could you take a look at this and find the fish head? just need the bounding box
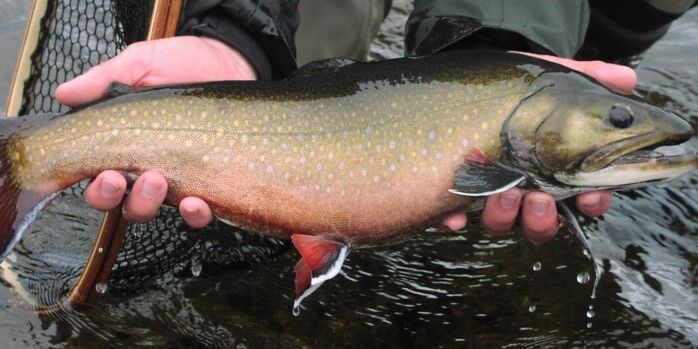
[504,71,696,194]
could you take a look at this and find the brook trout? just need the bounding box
[0,51,695,310]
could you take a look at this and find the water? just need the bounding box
[1,1,698,347]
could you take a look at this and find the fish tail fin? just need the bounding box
[0,116,60,261]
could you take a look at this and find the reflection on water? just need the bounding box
[0,1,697,347]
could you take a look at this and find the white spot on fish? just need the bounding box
[390,164,397,172]
[328,152,335,160]
[365,126,372,134]
[389,140,397,149]
[300,156,307,165]
[262,138,269,145]
[373,175,380,183]
[266,165,274,173]
[281,143,288,150]
[421,148,428,156]
[461,138,469,148]
[428,130,436,141]
[248,162,255,171]
[284,172,291,181]
[411,166,418,173]
[435,152,443,160]
[361,169,367,177]
[328,172,334,180]
[316,163,323,171]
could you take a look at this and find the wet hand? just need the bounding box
[57,36,255,228]
[443,54,637,243]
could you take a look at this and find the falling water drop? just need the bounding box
[586,305,595,319]
[577,271,591,284]
[587,322,593,329]
[532,262,542,272]
[528,305,536,313]
[95,282,108,294]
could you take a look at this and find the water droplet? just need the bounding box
[532,262,542,272]
[577,271,590,284]
[528,305,536,313]
[586,305,595,318]
[587,322,593,329]
[95,282,108,294]
[292,305,300,316]
[97,247,104,253]
[191,261,202,277]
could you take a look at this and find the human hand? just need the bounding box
[441,53,638,243]
[56,36,256,228]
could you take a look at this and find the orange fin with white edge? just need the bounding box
[291,234,348,315]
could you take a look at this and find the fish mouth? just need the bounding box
[555,139,698,187]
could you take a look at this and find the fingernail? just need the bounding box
[182,206,199,216]
[499,191,520,209]
[141,177,160,199]
[530,199,550,216]
[100,178,120,198]
[582,197,601,210]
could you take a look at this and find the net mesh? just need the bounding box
[12,0,286,301]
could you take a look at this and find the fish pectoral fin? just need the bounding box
[291,234,348,314]
[104,81,135,98]
[449,148,527,197]
[289,58,358,79]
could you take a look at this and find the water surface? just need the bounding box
[0,1,697,348]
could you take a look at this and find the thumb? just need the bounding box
[55,43,150,107]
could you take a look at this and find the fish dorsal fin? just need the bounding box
[449,149,527,197]
[289,58,358,79]
[291,234,348,315]
[104,81,135,98]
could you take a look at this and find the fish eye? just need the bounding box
[608,105,634,128]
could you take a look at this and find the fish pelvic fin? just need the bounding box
[0,117,59,261]
[291,234,348,315]
[450,148,527,197]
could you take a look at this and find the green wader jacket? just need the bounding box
[177,0,695,78]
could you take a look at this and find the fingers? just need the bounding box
[576,191,613,217]
[56,36,257,107]
[512,52,638,94]
[439,211,468,232]
[572,60,637,94]
[56,42,150,107]
[481,188,522,235]
[521,192,559,244]
[84,171,128,211]
[122,171,168,222]
[179,197,214,229]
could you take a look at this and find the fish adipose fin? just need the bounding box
[0,120,58,260]
[291,234,348,315]
[449,148,526,197]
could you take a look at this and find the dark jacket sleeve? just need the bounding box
[405,0,590,58]
[406,0,696,61]
[179,0,300,80]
